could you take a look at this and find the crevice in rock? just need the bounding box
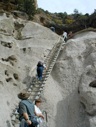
[89,80,96,88]
[13,83,17,86]
[1,55,17,66]
[13,73,19,80]
[1,41,12,48]
[14,22,24,30]
[5,70,9,76]
[6,77,13,82]
[22,48,26,52]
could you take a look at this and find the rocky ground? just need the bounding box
[0,12,96,127]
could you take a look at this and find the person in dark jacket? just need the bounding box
[18,90,43,127]
[37,61,46,80]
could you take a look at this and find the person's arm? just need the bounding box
[19,102,32,125]
[43,64,46,68]
[35,111,44,119]
[23,112,32,125]
[34,105,44,119]
[43,64,47,70]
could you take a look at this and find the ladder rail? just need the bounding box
[11,39,64,127]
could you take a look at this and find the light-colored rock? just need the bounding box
[42,31,96,127]
[79,66,96,115]
[1,12,96,127]
[89,117,96,127]
[11,115,15,121]
[0,13,60,127]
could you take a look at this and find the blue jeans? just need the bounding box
[37,67,44,80]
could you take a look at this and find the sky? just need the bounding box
[37,0,96,14]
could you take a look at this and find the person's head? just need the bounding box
[37,61,43,66]
[18,90,30,100]
[35,98,42,106]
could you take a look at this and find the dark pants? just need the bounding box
[20,119,35,127]
[37,67,44,80]
[64,37,67,42]
[29,125,35,127]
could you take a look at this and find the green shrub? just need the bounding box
[18,0,36,19]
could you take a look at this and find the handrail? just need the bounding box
[42,110,48,123]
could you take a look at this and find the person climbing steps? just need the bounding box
[37,61,46,81]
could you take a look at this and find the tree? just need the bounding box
[18,0,36,18]
[94,9,96,13]
[73,9,81,19]
[56,12,67,24]
[74,9,79,15]
[77,14,88,28]
[2,0,10,3]
[89,10,96,27]
[24,0,36,15]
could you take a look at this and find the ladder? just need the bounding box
[11,39,63,127]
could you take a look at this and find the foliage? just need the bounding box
[2,0,10,3]
[52,18,62,25]
[89,10,96,28]
[55,12,67,23]
[77,14,89,28]
[36,8,45,14]
[17,0,36,18]
[74,9,79,15]
[73,9,82,19]
[65,18,74,25]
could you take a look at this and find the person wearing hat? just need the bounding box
[18,91,42,127]
[35,99,44,127]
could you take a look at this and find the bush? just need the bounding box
[18,0,36,19]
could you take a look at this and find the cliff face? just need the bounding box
[0,12,59,127]
[42,31,96,127]
[0,12,96,127]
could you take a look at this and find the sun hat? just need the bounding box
[18,90,30,100]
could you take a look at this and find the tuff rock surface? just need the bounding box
[0,12,59,127]
[42,31,96,127]
[0,12,96,127]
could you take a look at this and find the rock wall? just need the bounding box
[42,31,96,127]
[0,13,60,127]
[0,12,96,127]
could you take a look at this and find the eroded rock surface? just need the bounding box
[42,31,96,127]
[0,12,96,127]
[0,13,59,127]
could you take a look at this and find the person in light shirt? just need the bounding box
[35,99,44,127]
[63,31,68,42]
